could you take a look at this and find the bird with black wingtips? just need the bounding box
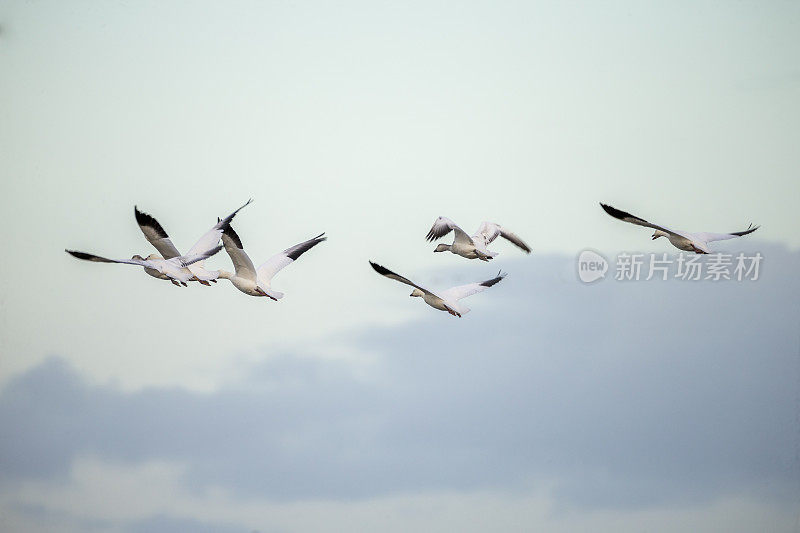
[216,223,326,300]
[426,216,531,261]
[66,200,251,286]
[65,246,223,286]
[600,203,759,254]
[369,261,505,317]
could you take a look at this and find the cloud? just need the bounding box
[125,514,251,533]
[1,246,797,525]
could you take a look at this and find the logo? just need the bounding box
[577,250,608,283]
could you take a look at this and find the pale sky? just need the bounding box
[1,1,799,532]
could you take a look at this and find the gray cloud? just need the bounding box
[1,245,797,512]
[125,514,251,533]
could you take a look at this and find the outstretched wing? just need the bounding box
[256,233,326,282]
[172,245,223,267]
[694,224,760,243]
[475,222,531,253]
[440,271,506,301]
[426,216,472,246]
[369,261,435,296]
[600,203,684,237]
[221,224,257,281]
[65,249,151,268]
[186,199,253,256]
[134,207,182,259]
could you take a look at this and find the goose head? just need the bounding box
[651,229,669,240]
[410,288,424,298]
[433,243,450,253]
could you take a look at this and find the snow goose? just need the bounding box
[65,247,223,286]
[369,261,505,317]
[134,199,252,285]
[426,216,531,260]
[217,224,326,299]
[600,203,759,254]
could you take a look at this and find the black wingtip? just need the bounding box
[66,249,94,261]
[285,235,326,261]
[731,223,760,237]
[369,261,392,277]
[134,206,169,238]
[599,202,632,221]
[480,271,507,287]
[222,223,244,249]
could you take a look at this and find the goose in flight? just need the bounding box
[65,247,223,286]
[369,261,505,317]
[134,199,253,285]
[218,224,326,299]
[600,203,759,254]
[425,216,531,261]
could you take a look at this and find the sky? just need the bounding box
[1,1,799,532]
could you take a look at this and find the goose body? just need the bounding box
[218,224,326,300]
[426,216,531,261]
[369,261,505,317]
[600,203,759,254]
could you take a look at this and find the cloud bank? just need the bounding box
[1,246,798,531]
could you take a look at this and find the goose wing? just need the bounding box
[134,207,182,259]
[65,249,153,268]
[186,199,253,256]
[426,216,472,246]
[475,222,531,253]
[693,224,760,243]
[440,271,506,301]
[221,224,257,281]
[600,203,687,238]
[169,245,223,267]
[256,233,326,282]
[369,261,436,297]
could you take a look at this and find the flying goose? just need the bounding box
[369,261,505,317]
[425,216,531,261]
[217,224,326,299]
[134,199,252,285]
[600,203,759,254]
[65,247,223,286]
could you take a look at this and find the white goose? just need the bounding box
[134,199,252,285]
[426,216,531,261]
[369,261,505,317]
[600,203,759,254]
[218,224,326,299]
[65,247,223,286]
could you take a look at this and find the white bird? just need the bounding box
[134,199,252,285]
[217,224,326,299]
[369,261,505,317]
[425,216,531,261]
[600,203,759,254]
[65,247,223,286]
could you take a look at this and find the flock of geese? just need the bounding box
[66,200,759,317]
